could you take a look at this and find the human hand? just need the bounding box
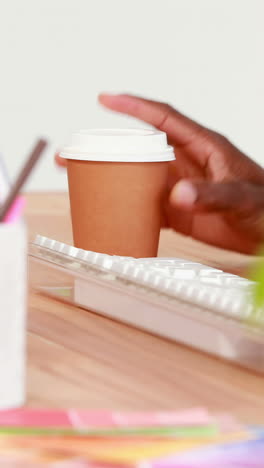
[97,94,264,254]
[56,93,264,254]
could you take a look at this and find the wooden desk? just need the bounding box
[26,193,264,422]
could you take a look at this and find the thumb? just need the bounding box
[170,179,264,215]
[55,152,67,168]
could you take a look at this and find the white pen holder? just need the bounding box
[0,222,27,408]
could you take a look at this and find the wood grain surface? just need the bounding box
[26,193,264,422]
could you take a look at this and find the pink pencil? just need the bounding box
[4,196,26,223]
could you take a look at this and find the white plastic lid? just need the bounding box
[60,129,175,162]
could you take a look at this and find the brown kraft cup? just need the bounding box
[60,129,175,257]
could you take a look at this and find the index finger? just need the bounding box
[98,93,209,148]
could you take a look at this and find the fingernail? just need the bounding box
[98,93,125,106]
[98,93,112,102]
[98,93,137,112]
[170,181,198,206]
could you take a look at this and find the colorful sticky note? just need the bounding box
[0,408,214,430]
[151,436,264,467]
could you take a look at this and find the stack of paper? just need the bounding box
[0,408,261,466]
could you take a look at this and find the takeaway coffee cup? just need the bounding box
[60,129,175,257]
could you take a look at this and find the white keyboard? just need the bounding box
[28,235,264,373]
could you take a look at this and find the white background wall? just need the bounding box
[0,0,262,191]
